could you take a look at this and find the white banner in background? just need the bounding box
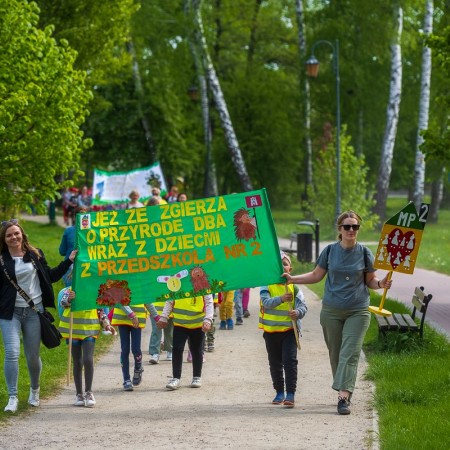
[92,163,167,205]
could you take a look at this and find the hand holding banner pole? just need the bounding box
[286,284,301,350]
[368,271,393,316]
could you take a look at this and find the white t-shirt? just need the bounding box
[13,257,42,307]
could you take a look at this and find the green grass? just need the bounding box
[0,221,114,421]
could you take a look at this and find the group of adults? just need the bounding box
[0,207,392,415]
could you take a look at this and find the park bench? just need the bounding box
[279,232,298,255]
[375,286,432,338]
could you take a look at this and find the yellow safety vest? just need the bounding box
[111,305,147,328]
[172,296,204,329]
[259,284,295,333]
[59,309,101,340]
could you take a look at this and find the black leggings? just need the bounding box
[172,327,204,379]
[71,339,96,394]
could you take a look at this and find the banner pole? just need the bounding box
[67,312,73,386]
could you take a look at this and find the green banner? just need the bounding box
[71,189,282,311]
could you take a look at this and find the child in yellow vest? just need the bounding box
[111,302,160,391]
[157,294,213,389]
[259,252,308,408]
[58,287,115,407]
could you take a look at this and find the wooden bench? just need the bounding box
[375,286,432,338]
[280,232,298,255]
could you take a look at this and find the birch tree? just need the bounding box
[373,3,403,223]
[126,39,157,164]
[191,0,253,192]
[412,0,433,211]
[295,0,313,195]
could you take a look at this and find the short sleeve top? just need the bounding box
[316,242,375,310]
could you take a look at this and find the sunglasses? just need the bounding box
[1,219,18,227]
[341,224,360,231]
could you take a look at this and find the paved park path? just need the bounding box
[0,214,379,449]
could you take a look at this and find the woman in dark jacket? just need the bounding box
[0,219,76,413]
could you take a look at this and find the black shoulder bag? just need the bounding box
[0,255,62,349]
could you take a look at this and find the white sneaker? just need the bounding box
[149,354,160,364]
[190,377,202,388]
[73,394,85,406]
[28,388,40,407]
[166,377,181,390]
[4,396,18,413]
[166,351,172,361]
[85,391,96,407]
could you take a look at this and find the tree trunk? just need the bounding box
[184,1,218,198]
[428,168,444,223]
[126,39,157,164]
[295,0,313,195]
[373,4,403,224]
[412,0,433,211]
[192,0,253,192]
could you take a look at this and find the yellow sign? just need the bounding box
[374,202,429,274]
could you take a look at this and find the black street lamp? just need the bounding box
[306,39,341,220]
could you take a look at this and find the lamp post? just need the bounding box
[306,39,341,220]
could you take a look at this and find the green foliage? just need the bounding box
[0,0,91,214]
[301,126,377,228]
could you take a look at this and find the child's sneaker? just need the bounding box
[149,354,160,364]
[84,391,96,407]
[272,391,285,405]
[123,380,134,391]
[219,320,226,330]
[226,318,234,330]
[187,351,192,363]
[206,342,215,352]
[243,309,250,318]
[283,392,295,408]
[166,378,181,390]
[190,377,202,388]
[132,368,144,386]
[73,393,85,407]
[166,351,172,361]
[236,317,244,325]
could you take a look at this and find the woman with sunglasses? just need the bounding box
[283,210,392,415]
[0,219,77,413]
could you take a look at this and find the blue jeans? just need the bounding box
[118,325,142,382]
[0,305,44,396]
[148,316,173,355]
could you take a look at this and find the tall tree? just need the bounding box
[0,0,91,213]
[373,3,404,223]
[295,0,313,197]
[412,0,433,211]
[126,39,157,164]
[191,0,253,192]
